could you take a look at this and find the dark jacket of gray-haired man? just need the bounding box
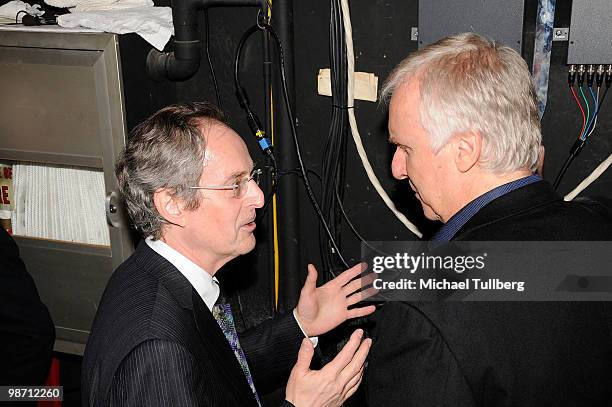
[365,181,612,406]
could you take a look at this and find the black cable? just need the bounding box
[256,155,278,222]
[234,25,278,222]
[259,22,349,271]
[234,26,275,164]
[553,85,610,190]
[258,166,324,223]
[234,19,350,271]
[204,9,223,111]
[235,26,260,107]
[317,0,350,276]
[334,189,389,255]
[552,153,575,190]
[278,168,323,187]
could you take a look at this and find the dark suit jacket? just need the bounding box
[82,241,303,406]
[365,181,612,406]
[0,227,55,387]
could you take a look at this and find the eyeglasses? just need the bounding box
[189,168,262,199]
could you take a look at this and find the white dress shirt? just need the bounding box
[145,237,317,345]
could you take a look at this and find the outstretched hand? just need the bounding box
[285,329,371,407]
[295,263,377,337]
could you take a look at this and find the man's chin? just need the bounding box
[239,234,257,255]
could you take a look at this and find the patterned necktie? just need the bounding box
[212,299,262,406]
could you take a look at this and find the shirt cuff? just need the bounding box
[292,309,318,347]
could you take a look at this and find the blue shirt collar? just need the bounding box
[431,174,542,242]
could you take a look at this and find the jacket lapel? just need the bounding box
[141,242,257,406]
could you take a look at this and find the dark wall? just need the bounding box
[120,0,611,330]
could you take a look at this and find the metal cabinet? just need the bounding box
[0,28,133,355]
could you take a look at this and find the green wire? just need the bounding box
[579,86,590,138]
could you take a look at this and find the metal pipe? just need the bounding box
[272,0,301,312]
[147,0,264,81]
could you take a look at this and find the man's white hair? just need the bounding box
[381,32,541,173]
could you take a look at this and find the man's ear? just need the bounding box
[153,189,186,227]
[454,131,482,173]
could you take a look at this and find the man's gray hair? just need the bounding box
[381,32,541,173]
[115,102,226,239]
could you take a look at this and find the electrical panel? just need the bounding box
[418,0,525,52]
[567,0,612,64]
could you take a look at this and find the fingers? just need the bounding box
[342,372,363,403]
[347,305,377,319]
[326,329,365,372]
[347,286,379,306]
[337,336,371,385]
[341,365,364,402]
[342,272,377,297]
[302,264,318,292]
[292,338,314,374]
[333,262,368,287]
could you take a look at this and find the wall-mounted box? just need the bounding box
[567,0,612,64]
[418,0,525,53]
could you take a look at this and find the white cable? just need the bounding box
[339,0,422,238]
[583,86,600,140]
[564,153,612,201]
[565,87,607,201]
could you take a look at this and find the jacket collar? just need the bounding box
[453,180,560,240]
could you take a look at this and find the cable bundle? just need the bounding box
[553,64,611,191]
[319,0,350,276]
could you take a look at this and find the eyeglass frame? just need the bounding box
[188,168,262,199]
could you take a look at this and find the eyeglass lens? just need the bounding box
[236,169,261,198]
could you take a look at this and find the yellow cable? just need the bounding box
[266,0,279,310]
[272,89,279,310]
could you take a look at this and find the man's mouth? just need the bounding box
[243,216,256,229]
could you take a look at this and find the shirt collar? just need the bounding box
[145,237,220,311]
[432,174,542,242]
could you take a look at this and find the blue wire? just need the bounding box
[582,87,599,141]
[579,87,590,140]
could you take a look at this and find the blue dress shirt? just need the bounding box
[431,175,542,242]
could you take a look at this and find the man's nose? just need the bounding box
[247,180,265,208]
[391,148,407,180]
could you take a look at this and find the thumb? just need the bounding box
[293,338,314,374]
[303,264,318,292]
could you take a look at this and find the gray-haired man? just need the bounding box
[366,33,612,406]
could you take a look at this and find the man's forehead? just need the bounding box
[387,80,420,139]
[202,124,254,178]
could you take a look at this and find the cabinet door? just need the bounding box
[0,31,133,355]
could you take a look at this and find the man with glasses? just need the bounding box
[82,102,373,407]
